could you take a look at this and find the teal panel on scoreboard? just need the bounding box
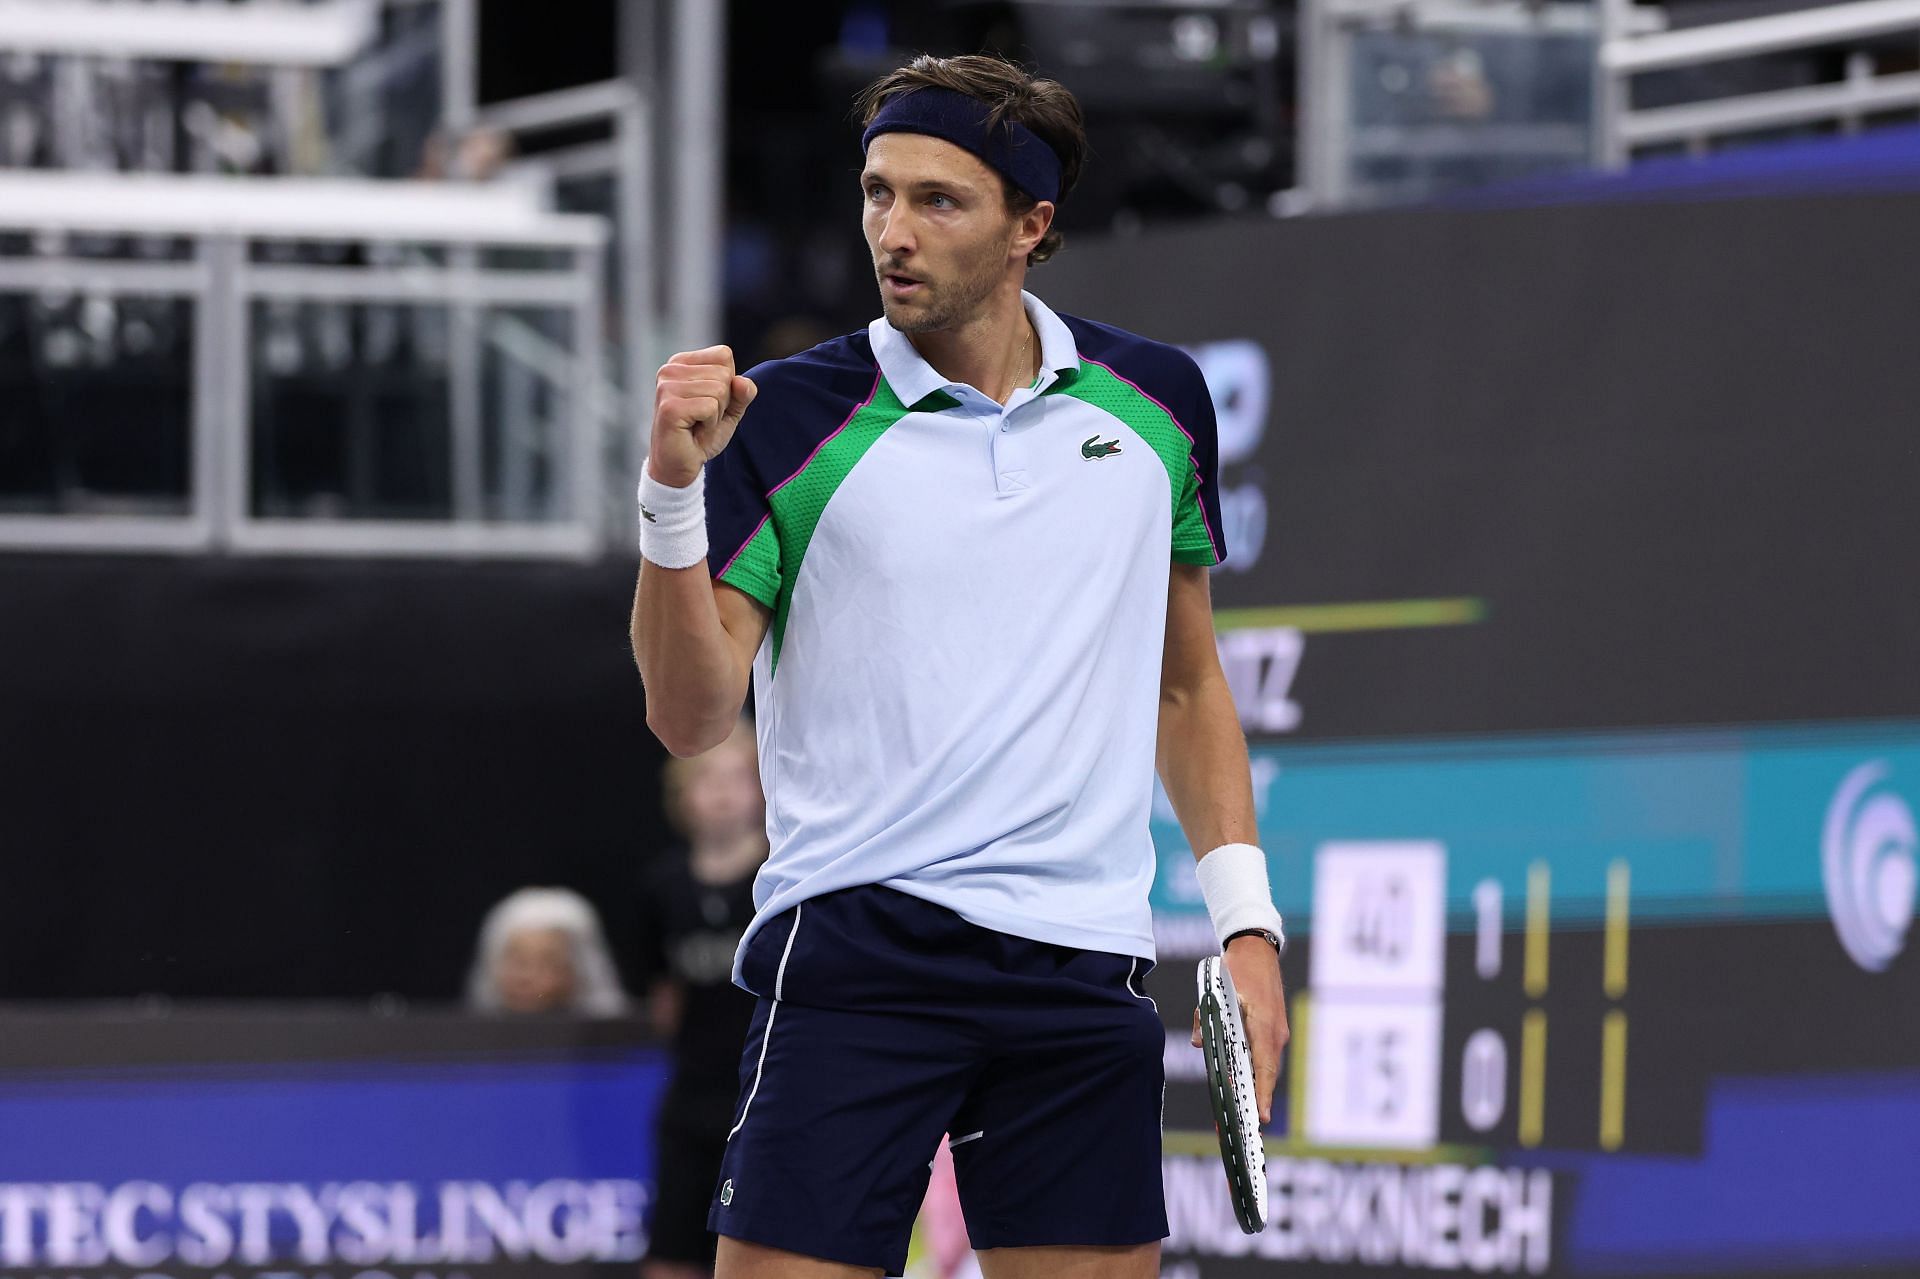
[1149,720,1920,932]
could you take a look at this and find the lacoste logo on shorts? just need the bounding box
[1081,434,1123,460]
[719,1179,735,1206]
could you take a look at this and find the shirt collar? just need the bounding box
[867,289,1082,409]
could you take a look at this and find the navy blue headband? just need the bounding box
[861,87,1063,205]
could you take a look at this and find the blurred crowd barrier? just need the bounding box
[0,175,608,556]
[0,0,721,557]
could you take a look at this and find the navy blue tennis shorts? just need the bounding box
[705,883,1168,1274]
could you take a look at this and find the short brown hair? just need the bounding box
[853,54,1087,266]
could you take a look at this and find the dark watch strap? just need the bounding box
[1225,927,1284,955]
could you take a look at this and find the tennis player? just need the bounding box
[630,54,1289,1279]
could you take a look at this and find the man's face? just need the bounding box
[861,132,1022,333]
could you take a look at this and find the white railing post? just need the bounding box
[616,90,655,518]
[573,242,608,535]
[667,0,723,351]
[200,236,246,551]
[1298,0,1347,210]
[1595,0,1633,169]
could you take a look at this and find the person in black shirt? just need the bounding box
[638,718,768,1279]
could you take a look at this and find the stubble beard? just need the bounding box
[876,254,1000,335]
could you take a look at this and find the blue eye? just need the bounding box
[929,194,956,210]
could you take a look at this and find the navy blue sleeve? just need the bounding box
[703,333,883,607]
[1164,351,1226,566]
[705,402,780,609]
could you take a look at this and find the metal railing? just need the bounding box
[0,0,380,66]
[470,74,655,529]
[1599,0,1920,161]
[1298,0,1641,209]
[0,171,608,559]
[0,0,724,560]
[440,0,725,552]
[1299,0,1920,204]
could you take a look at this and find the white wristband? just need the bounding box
[1195,842,1286,952]
[638,466,708,569]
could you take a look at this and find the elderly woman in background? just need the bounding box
[466,886,629,1017]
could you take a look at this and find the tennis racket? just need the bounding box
[1197,954,1268,1234]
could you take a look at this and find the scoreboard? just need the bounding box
[1144,724,1920,1277]
[1040,186,1920,1279]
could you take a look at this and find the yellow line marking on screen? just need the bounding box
[1600,1010,1628,1151]
[1605,860,1631,998]
[1159,1131,1491,1165]
[1212,597,1488,635]
[1525,861,1551,998]
[1288,991,1311,1143]
[1520,1010,1547,1148]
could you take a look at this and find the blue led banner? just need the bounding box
[0,1043,671,1277]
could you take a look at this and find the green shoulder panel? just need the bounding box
[1056,362,1217,564]
[761,376,911,670]
[716,518,780,609]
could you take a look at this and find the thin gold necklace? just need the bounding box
[1013,327,1036,396]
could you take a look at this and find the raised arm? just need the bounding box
[630,346,771,757]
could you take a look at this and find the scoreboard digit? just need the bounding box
[1304,842,1446,1149]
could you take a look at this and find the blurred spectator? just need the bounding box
[636,718,768,1279]
[415,124,516,181]
[465,887,629,1016]
[1429,46,1496,122]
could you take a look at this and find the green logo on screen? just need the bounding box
[1081,435,1124,460]
[720,1179,734,1206]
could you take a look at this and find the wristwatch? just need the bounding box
[1225,927,1285,956]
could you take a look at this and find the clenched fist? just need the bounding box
[649,345,758,488]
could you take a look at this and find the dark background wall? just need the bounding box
[1044,191,1920,738]
[0,554,667,1001]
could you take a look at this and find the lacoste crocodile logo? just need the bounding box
[1081,435,1123,460]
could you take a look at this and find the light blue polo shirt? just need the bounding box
[703,291,1226,984]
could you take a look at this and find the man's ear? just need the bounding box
[1014,200,1055,259]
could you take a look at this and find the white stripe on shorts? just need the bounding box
[1126,956,1158,1012]
[726,902,803,1141]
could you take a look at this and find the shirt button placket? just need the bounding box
[994,406,1031,495]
